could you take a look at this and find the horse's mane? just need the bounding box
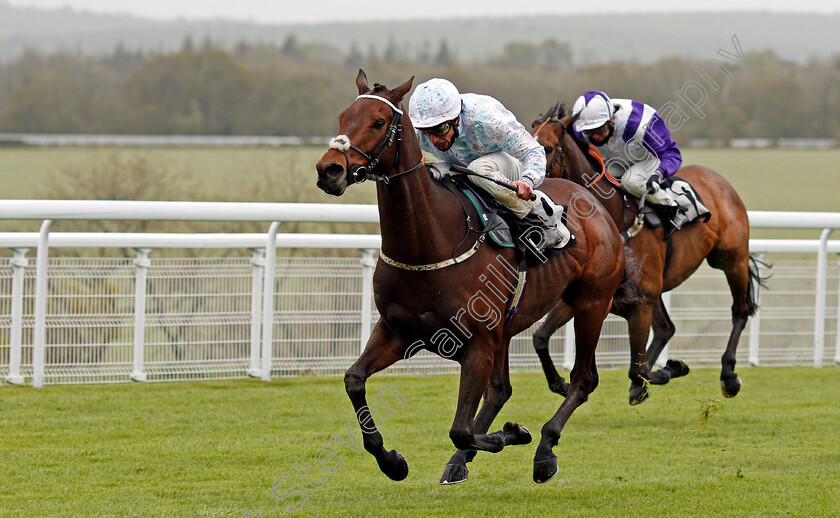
[536,101,571,124]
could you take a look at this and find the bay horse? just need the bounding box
[530,103,763,403]
[316,71,626,484]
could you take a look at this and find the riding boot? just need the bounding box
[520,191,573,250]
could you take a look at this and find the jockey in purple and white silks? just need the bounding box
[571,90,684,214]
[409,78,570,249]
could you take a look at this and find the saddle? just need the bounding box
[428,163,572,267]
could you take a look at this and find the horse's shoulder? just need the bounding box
[538,177,588,202]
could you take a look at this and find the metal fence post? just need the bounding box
[360,249,377,354]
[814,228,833,367]
[6,248,29,385]
[32,219,53,388]
[749,253,766,366]
[130,248,151,382]
[655,292,673,368]
[260,222,281,381]
[835,257,840,365]
[562,318,575,371]
[248,248,265,377]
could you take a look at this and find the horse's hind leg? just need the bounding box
[533,303,574,396]
[448,341,526,457]
[534,299,607,483]
[344,320,411,481]
[711,251,755,398]
[441,345,530,485]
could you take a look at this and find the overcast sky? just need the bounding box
[8,0,840,24]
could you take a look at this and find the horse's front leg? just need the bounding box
[645,297,690,382]
[626,302,656,405]
[345,319,410,481]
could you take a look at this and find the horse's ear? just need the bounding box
[391,76,414,103]
[356,69,370,94]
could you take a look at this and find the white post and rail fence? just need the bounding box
[0,200,837,388]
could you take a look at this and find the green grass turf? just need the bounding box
[1,367,838,517]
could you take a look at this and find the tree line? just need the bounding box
[1,36,839,141]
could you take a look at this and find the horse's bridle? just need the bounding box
[328,93,423,185]
[532,117,569,179]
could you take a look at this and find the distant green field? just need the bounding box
[0,146,837,240]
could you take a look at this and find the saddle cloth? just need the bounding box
[637,176,711,228]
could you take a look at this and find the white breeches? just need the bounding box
[610,156,677,206]
[465,152,534,218]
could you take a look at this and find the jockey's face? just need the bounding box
[585,118,614,145]
[422,117,459,151]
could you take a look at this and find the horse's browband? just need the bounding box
[356,94,403,114]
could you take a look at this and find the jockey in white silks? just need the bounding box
[408,78,570,250]
[571,90,689,229]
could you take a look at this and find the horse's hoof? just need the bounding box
[629,383,650,405]
[533,455,559,484]
[439,463,469,485]
[503,422,533,446]
[379,450,409,481]
[666,359,690,378]
[721,376,742,398]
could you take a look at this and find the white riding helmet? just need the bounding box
[572,91,614,132]
[408,78,462,129]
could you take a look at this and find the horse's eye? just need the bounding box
[373,119,386,129]
[544,145,554,154]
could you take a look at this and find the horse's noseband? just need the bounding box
[328,94,422,185]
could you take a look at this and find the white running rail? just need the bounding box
[0,201,837,387]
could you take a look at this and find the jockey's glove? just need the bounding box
[645,174,661,190]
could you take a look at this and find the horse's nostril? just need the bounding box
[323,163,345,179]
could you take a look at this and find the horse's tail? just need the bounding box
[745,254,772,317]
[612,246,647,313]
